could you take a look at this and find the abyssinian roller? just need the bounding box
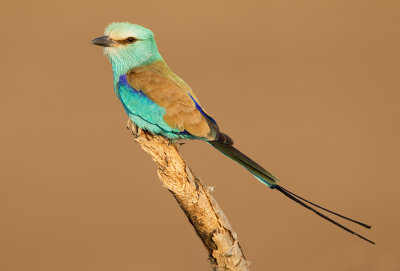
[92,22,374,244]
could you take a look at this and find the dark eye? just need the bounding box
[126,37,136,43]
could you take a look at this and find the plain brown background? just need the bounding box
[1,0,399,270]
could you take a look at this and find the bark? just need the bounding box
[129,123,250,271]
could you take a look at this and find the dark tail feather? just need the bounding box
[276,185,371,229]
[209,136,374,244]
[274,186,375,244]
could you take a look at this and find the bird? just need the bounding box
[92,22,374,244]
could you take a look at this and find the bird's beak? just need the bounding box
[91,36,115,47]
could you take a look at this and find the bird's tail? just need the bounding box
[209,136,374,245]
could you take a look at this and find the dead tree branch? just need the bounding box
[128,122,250,271]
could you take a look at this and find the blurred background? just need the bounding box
[1,0,399,270]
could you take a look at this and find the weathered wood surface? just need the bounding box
[128,122,250,271]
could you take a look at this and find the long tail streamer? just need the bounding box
[209,139,374,245]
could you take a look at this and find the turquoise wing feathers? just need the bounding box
[117,74,185,138]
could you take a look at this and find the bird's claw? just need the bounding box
[126,119,132,130]
[132,125,142,138]
[126,119,141,138]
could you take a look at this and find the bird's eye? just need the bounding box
[126,37,136,43]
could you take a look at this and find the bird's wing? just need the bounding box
[125,61,219,140]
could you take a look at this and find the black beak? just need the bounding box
[91,36,115,47]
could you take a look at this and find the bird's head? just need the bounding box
[92,22,162,77]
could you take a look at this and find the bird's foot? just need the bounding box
[126,119,132,130]
[126,119,142,138]
[132,125,142,138]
